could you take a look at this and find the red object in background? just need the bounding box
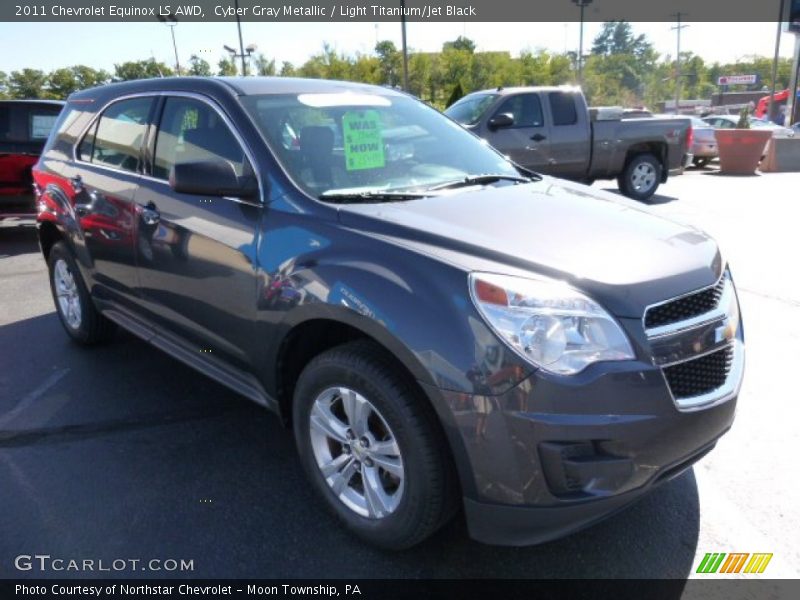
[1,99,64,219]
[0,153,38,196]
[754,89,797,119]
[685,123,694,152]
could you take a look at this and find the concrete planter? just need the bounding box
[760,136,800,172]
[714,129,772,175]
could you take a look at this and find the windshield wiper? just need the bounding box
[426,173,534,191]
[319,190,429,203]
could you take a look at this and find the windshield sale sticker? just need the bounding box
[343,110,385,171]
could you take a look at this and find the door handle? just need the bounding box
[530,133,547,142]
[74,190,97,217]
[140,203,160,226]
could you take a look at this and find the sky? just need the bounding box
[0,21,797,75]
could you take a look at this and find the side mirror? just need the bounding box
[488,113,514,130]
[169,160,258,199]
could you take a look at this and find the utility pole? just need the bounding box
[400,0,409,91]
[235,0,247,75]
[767,0,785,123]
[157,14,181,75]
[572,0,593,87]
[671,13,689,114]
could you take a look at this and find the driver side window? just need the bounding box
[494,94,543,128]
[153,97,250,180]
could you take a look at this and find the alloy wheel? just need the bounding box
[631,162,656,193]
[308,386,405,519]
[53,259,82,330]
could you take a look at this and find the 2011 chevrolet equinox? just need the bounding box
[33,77,743,549]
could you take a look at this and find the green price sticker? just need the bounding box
[343,110,385,171]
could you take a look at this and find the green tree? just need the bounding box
[375,40,401,86]
[114,59,173,81]
[187,55,212,76]
[592,21,653,60]
[47,68,80,98]
[279,61,296,77]
[217,57,238,76]
[8,69,49,98]
[0,71,9,98]
[72,65,110,89]
[253,54,276,76]
[443,36,476,54]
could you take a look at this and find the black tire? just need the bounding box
[293,340,458,550]
[618,152,662,201]
[47,241,115,344]
[692,157,710,168]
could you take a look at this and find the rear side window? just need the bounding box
[80,97,153,173]
[494,94,543,128]
[549,92,578,126]
[153,97,248,180]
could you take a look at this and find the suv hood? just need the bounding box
[337,177,723,318]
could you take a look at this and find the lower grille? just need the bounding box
[664,346,734,399]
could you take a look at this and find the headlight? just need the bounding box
[469,273,635,375]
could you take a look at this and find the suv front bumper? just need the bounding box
[421,342,740,546]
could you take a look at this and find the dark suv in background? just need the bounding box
[1,99,64,221]
[33,77,743,549]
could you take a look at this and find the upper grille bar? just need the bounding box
[644,272,726,331]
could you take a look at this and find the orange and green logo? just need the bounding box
[696,552,773,574]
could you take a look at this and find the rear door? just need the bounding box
[544,91,590,178]
[482,93,552,172]
[71,96,155,305]
[133,94,262,369]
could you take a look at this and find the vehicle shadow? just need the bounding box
[600,187,679,205]
[0,225,39,258]
[0,313,699,583]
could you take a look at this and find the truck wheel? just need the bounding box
[47,241,115,344]
[618,153,662,201]
[293,340,457,549]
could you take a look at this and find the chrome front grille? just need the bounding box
[644,269,744,410]
[644,276,726,329]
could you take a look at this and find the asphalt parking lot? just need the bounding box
[1,166,799,580]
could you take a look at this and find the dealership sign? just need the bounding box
[717,75,759,86]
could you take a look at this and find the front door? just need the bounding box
[134,95,262,369]
[483,93,552,172]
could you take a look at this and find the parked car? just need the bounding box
[702,114,795,137]
[34,77,743,550]
[444,86,693,201]
[687,117,718,168]
[1,99,64,221]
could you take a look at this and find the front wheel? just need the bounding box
[618,153,662,201]
[293,341,457,549]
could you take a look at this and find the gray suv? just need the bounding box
[34,77,742,549]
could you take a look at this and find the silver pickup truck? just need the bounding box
[445,86,693,200]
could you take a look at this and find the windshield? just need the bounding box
[444,93,497,126]
[240,92,518,199]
